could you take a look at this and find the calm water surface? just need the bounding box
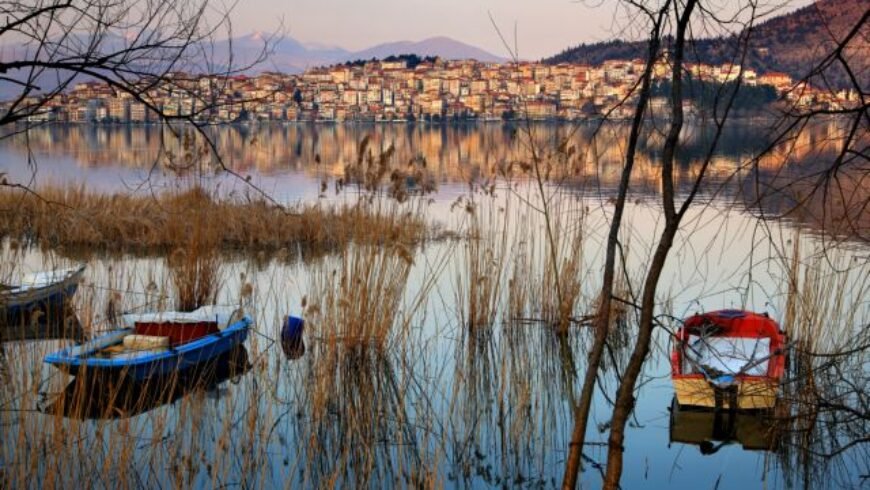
[0,123,867,488]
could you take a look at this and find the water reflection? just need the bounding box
[2,120,863,240]
[0,122,780,180]
[448,323,589,487]
[44,346,251,419]
[281,335,305,360]
[295,344,425,487]
[0,310,84,342]
[0,302,85,386]
[772,341,870,488]
[0,150,866,488]
[668,398,781,454]
[0,246,864,488]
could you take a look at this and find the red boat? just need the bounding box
[671,310,787,410]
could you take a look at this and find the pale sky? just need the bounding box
[229,0,627,60]
[226,0,811,60]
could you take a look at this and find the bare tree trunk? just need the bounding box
[561,4,670,488]
[601,1,697,488]
[602,224,676,487]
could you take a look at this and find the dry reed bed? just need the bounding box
[2,227,867,487]
[773,236,870,486]
[455,188,594,332]
[455,196,511,330]
[0,257,286,488]
[305,242,414,350]
[0,186,426,255]
[494,121,597,332]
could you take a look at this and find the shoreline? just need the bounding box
[14,111,790,128]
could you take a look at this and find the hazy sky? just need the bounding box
[227,1,811,60]
[229,0,627,60]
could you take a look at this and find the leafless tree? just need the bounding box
[0,0,275,192]
[562,4,671,488]
[561,0,868,488]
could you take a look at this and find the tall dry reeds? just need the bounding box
[540,200,586,330]
[772,232,870,488]
[450,185,593,333]
[301,138,441,351]
[340,135,437,202]
[454,195,511,330]
[167,235,222,312]
[0,185,427,257]
[164,187,222,311]
[779,235,866,350]
[506,190,591,330]
[306,240,413,350]
[303,199,441,352]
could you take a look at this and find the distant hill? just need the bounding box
[545,0,869,89]
[348,36,504,63]
[210,32,350,74]
[185,34,504,73]
[0,33,503,98]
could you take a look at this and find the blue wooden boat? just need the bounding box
[1,265,85,327]
[45,346,251,420]
[45,305,251,381]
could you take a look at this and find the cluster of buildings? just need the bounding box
[9,57,858,124]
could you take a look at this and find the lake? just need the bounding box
[1,122,867,488]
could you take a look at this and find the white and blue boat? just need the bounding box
[45,305,251,381]
[1,265,86,327]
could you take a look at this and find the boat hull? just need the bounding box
[1,266,85,328]
[2,284,79,326]
[672,377,779,410]
[45,316,251,382]
[45,346,251,420]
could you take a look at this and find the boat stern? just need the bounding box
[673,376,779,410]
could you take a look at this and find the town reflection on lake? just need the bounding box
[2,119,864,238]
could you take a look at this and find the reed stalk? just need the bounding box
[0,185,427,256]
[304,200,424,351]
[454,194,511,330]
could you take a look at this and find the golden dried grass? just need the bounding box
[0,185,426,256]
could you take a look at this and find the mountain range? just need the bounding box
[0,34,504,98]
[544,0,868,89]
[2,0,864,100]
[211,34,505,73]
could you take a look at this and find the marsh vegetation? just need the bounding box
[1,116,867,489]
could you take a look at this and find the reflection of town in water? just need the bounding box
[1,120,852,187]
[4,119,862,237]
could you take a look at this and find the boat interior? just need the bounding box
[66,307,243,360]
[683,335,771,376]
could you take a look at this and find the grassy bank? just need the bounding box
[0,186,427,256]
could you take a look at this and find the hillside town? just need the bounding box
[10,57,858,124]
